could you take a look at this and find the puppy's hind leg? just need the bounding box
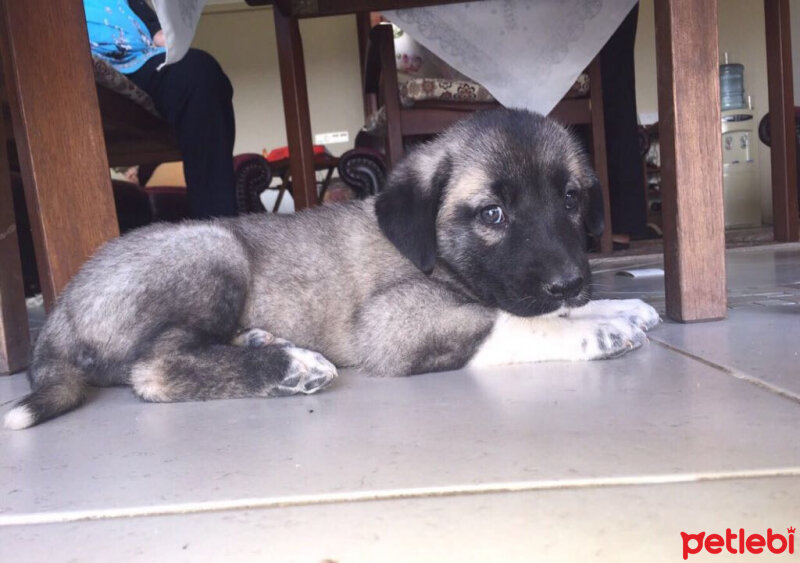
[131,329,338,403]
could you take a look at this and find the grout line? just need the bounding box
[650,338,800,405]
[2,467,800,528]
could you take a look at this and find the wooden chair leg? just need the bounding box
[0,0,118,310]
[273,7,318,210]
[764,0,800,241]
[588,57,613,254]
[0,109,29,374]
[356,12,378,118]
[654,0,727,322]
[373,24,404,168]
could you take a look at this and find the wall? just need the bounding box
[634,0,772,224]
[190,4,365,157]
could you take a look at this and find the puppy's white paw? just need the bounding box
[270,346,338,396]
[572,299,661,331]
[469,308,652,367]
[580,317,649,360]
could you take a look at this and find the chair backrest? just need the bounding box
[363,23,502,166]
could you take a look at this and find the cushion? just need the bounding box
[399,78,495,106]
[398,73,589,106]
[91,56,160,117]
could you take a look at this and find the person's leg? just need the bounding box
[128,50,237,219]
[600,3,646,241]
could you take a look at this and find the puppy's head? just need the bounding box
[376,108,604,317]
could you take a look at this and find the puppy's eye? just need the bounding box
[479,205,506,225]
[564,190,579,211]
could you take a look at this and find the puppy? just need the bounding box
[4,108,659,430]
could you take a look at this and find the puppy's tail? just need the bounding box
[4,362,88,430]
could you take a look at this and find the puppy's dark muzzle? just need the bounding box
[544,275,584,300]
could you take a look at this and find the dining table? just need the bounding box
[0,0,797,375]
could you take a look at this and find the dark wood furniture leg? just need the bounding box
[0,0,119,310]
[654,0,727,322]
[375,24,404,167]
[764,0,800,241]
[0,108,28,374]
[356,12,378,118]
[588,58,613,254]
[273,6,318,210]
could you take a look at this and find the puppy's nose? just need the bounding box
[544,276,584,299]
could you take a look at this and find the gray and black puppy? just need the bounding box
[5,108,659,430]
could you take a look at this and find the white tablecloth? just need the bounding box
[153,0,636,115]
[152,0,206,68]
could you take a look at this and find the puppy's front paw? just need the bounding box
[586,318,648,360]
[270,346,338,397]
[612,299,661,331]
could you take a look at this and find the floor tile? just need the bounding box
[3,343,800,517]
[2,476,798,563]
[590,244,800,313]
[724,245,800,293]
[652,304,800,397]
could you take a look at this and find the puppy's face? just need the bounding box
[376,109,604,317]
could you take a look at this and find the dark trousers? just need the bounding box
[128,49,237,219]
[600,3,646,237]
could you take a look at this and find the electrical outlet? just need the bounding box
[314,131,350,145]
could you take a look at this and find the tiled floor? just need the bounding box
[2,244,799,562]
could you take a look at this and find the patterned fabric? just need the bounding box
[397,73,589,106]
[399,78,495,106]
[92,56,160,117]
[84,0,166,74]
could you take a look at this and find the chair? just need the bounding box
[91,57,183,168]
[359,22,613,253]
[758,109,800,208]
[338,145,387,198]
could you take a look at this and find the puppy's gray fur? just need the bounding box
[4,109,659,430]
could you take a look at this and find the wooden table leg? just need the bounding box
[765,0,800,242]
[654,0,727,322]
[273,7,318,211]
[0,0,118,311]
[0,108,29,374]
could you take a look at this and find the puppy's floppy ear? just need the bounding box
[583,179,605,237]
[375,156,452,274]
